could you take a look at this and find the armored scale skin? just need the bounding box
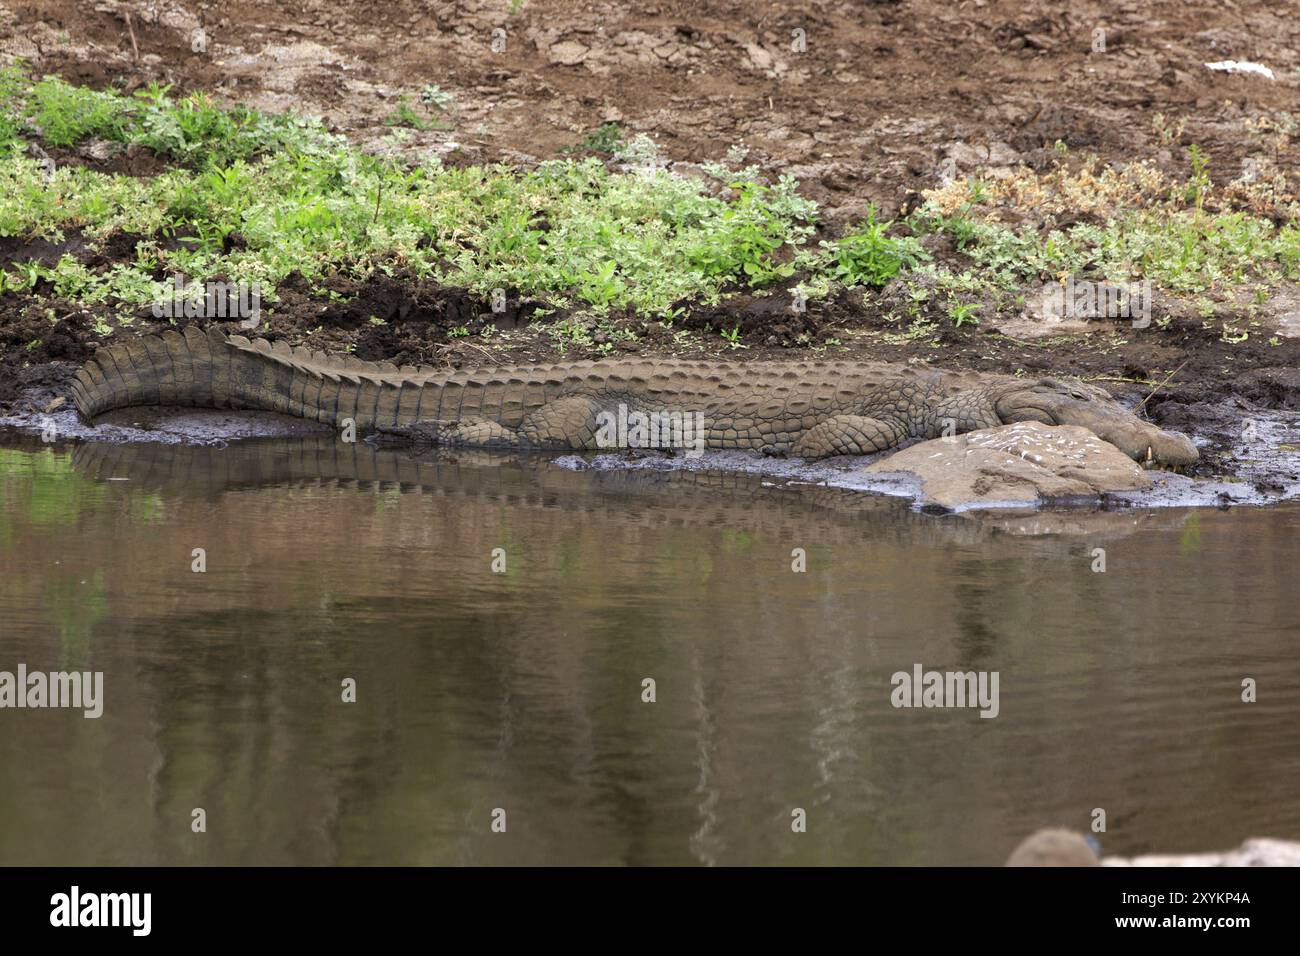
[72,327,1199,465]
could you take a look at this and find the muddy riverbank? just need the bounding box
[4,290,1299,510]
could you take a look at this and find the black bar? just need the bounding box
[0,866,1282,942]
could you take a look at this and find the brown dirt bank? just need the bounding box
[8,0,1299,224]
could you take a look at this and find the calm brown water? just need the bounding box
[1,435,1297,865]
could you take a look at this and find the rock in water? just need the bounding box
[867,422,1152,510]
[1006,829,1101,867]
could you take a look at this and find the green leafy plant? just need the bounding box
[948,301,981,327]
[721,326,745,349]
[29,75,130,145]
[419,85,454,111]
[566,122,623,156]
[14,71,338,166]
[1184,144,1211,211]
[826,209,928,287]
[385,96,430,130]
[577,260,624,308]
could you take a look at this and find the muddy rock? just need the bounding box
[866,422,1152,510]
[944,140,1022,173]
[547,40,590,66]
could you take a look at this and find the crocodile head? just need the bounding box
[995,378,1199,467]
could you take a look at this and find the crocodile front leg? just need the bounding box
[791,414,908,459]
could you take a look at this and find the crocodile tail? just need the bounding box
[72,327,435,429]
[74,326,228,419]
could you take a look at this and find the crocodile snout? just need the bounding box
[996,381,1199,468]
[1093,420,1200,468]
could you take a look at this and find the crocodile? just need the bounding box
[71,327,1199,465]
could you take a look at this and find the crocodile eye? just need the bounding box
[1069,388,1089,400]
